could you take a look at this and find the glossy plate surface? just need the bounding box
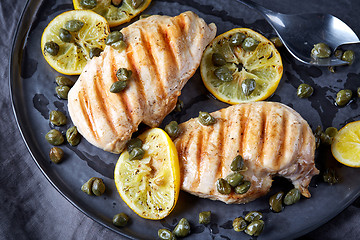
[10,0,360,239]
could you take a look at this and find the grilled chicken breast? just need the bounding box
[68,11,217,153]
[174,102,319,204]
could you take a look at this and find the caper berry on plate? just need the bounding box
[59,28,72,43]
[80,0,97,9]
[131,0,144,9]
[129,147,145,160]
[225,172,244,187]
[198,111,216,126]
[49,110,67,126]
[270,36,283,48]
[113,212,129,227]
[284,188,301,206]
[335,89,352,106]
[297,83,314,98]
[173,218,191,237]
[244,211,263,222]
[234,180,251,194]
[56,76,74,87]
[165,121,180,138]
[44,41,60,56]
[341,50,355,64]
[245,219,264,236]
[81,177,106,196]
[116,67,132,81]
[126,137,143,153]
[242,37,259,51]
[241,78,256,96]
[230,155,245,171]
[105,31,124,45]
[49,147,64,164]
[216,178,231,195]
[233,217,247,232]
[212,53,227,66]
[110,80,127,93]
[158,229,176,240]
[56,85,70,99]
[311,43,331,58]
[214,66,233,82]
[64,20,84,32]
[199,211,211,224]
[89,47,103,59]
[269,191,284,212]
[174,99,184,112]
[230,32,246,46]
[45,129,64,146]
[66,126,81,146]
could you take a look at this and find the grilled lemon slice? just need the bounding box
[73,0,152,27]
[331,121,360,167]
[41,10,110,75]
[200,28,283,104]
[114,128,180,220]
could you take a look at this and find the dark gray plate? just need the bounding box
[10,0,360,239]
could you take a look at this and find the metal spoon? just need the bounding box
[235,0,360,66]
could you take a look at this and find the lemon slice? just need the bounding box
[331,121,360,167]
[114,128,180,220]
[41,10,110,75]
[73,0,152,27]
[200,28,283,104]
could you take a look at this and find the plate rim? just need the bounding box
[8,0,360,239]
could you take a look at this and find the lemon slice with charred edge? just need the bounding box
[200,28,283,104]
[41,10,110,75]
[331,121,360,167]
[73,0,152,27]
[114,128,180,220]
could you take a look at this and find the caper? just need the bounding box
[297,83,314,98]
[341,50,355,64]
[241,79,256,96]
[335,89,352,106]
[269,191,284,213]
[216,178,231,195]
[64,20,84,32]
[105,31,123,45]
[174,99,183,112]
[45,129,64,146]
[214,66,233,82]
[139,14,151,19]
[334,49,343,59]
[357,87,360,98]
[81,177,96,195]
[113,213,129,227]
[244,211,263,222]
[44,41,59,56]
[131,0,144,9]
[225,172,244,187]
[165,121,180,138]
[66,126,81,146]
[129,147,145,160]
[92,178,106,196]
[212,53,227,66]
[328,66,335,73]
[80,0,97,9]
[311,43,331,58]
[284,188,301,206]
[173,218,190,237]
[56,85,70,99]
[158,229,176,240]
[233,217,247,232]
[199,211,211,224]
[198,111,216,126]
[116,68,132,81]
[59,28,72,42]
[126,138,143,153]
[230,155,245,171]
[234,180,251,194]
[111,40,127,51]
[56,76,74,87]
[49,110,67,126]
[244,220,264,236]
[49,147,64,164]
[323,168,339,184]
[270,36,283,48]
[320,132,333,145]
[89,47,103,59]
[110,81,127,93]
[242,37,259,51]
[325,127,338,138]
[230,32,246,46]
